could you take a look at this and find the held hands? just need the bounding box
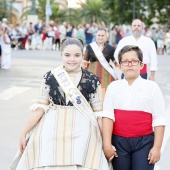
[19,134,27,153]
[148,146,161,164]
[103,144,118,161]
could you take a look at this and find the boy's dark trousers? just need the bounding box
[112,133,155,170]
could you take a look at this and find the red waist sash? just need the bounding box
[140,64,147,74]
[113,109,153,137]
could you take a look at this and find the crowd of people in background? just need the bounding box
[0,18,170,70]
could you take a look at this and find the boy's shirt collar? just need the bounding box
[122,76,143,87]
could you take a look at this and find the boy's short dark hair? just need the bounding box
[118,45,143,63]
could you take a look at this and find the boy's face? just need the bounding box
[119,51,143,80]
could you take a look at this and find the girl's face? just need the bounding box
[96,30,106,44]
[61,44,83,71]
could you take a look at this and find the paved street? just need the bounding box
[0,50,170,169]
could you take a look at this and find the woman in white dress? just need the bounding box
[12,38,111,170]
[1,25,11,69]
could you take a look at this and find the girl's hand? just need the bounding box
[103,144,118,160]
[109,145,118,161]
[20,134,27,153]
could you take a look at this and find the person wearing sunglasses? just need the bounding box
[102,45,166,170]
[13,38,111,170]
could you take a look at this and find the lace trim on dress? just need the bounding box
[44,68,100,106]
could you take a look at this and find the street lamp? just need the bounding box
[46,0,52,24]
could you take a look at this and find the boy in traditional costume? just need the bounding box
[102,45,166,170]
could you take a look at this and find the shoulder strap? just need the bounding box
[90,42,118,79]
[51,65,98,127]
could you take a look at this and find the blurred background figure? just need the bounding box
[157,29,165,55]
[85,24,93,45]
[53,26,60,51]
[145,27,152,38]
[165,29,170,55]
[1,24,11,69]
[90,23,98,42]
[77,24,86,45]
[109,26,116,47]
[59,22,67,43]
[0,22,2,66]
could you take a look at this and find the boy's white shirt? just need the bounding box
[103,76,166,127]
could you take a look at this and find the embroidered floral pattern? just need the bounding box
[44,68,100,106]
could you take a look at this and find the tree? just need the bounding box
[21,0,66,23]
[104,0,146,25]
[50,3,67,23]
[104,0,170,27]
[78,0,110,25]
[145,0,170,27]
[0,1,6,20]
[68,8,83,26]
[0,0,18,21]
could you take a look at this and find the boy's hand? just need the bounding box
[103,144,118,160]
[148,146,161,164]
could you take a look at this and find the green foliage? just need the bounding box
[21,0,67,23]
[145,0,170,27]
[104,0,146,25]
[0,1,18,21]
[50,3,67,23]
[68,8,83,26]
[78,0,110,25]
[104,0,170,27]
[0,1,6,20]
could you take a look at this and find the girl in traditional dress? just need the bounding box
[12,38,110,170]
[83,28,117,96]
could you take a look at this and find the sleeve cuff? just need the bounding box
[150,66,158,71]
[152,118,166,127]
[30,103,49,113]
[94,111,103,119]
[102,111,115,121]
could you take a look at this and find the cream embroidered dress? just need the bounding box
[15,67,110,170]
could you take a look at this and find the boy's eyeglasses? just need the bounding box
[120,60,141,66]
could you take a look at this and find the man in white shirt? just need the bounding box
[114,19,157,80]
